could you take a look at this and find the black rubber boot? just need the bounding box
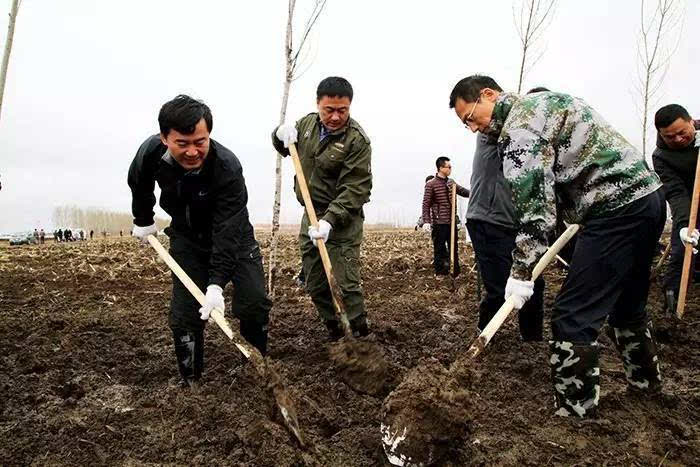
[350,315,369,338]
[611,321,662,394]
[663,289,677,316]
[325,320,344,341]
[549,341,600,418]
[172,328,204,387]
[240,321,268,356]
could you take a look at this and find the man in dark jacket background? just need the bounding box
[128,95,271,387]
[421,156,469,276]
[652,104,700,313]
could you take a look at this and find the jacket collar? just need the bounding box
[487,92,519,138]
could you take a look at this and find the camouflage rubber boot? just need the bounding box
[172,329,204,387]
[611,321,662,394]
[549,341,600,418]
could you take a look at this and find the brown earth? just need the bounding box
[1,231,699,466]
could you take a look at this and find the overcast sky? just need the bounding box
[1,0,698,232]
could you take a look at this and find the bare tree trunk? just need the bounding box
[0,0,20,123]
[268,0,296,297]
[637,0,682,158]
[513,0,556,94]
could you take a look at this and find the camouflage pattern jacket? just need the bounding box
[494,92,661,280]
[272,114,372,229]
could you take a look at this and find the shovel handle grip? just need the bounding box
[146,235,251,358]
[465,224,580,359]
[288,143,351,334]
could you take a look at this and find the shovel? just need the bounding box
[381,224,580,467]
[449,182,458,290]
[145,235,304,446]
[286,143,388,394]
[676,135,700,319]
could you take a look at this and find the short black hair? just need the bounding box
[655,104,691,130]
[158,95,213,136]
[527,86,550,94]
[317,76,353,102]
[449,75,503,108]
[425,175,435,183]
[436,156,450,170]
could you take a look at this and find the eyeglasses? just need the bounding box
[462,97,480,127]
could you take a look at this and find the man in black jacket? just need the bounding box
[652,104,700,313]
[128,95,271,387]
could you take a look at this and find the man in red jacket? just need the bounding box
[421,156,469,276]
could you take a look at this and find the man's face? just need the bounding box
[453,89,498,134]
[160,118,211,170]
[659,117,695,149]
[317,95,351,131]
[438,162,452,177]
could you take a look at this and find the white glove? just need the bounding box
[505,277,534,310]
[680,227,699,254]
[276,123,298,148]
[132,223,157,244]
[308,219,332,247]
[422,223,432,233]
[199,285,224,321]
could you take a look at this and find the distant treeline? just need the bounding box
[52,206,169,234]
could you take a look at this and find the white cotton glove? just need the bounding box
[199,285,224,321]
[132,223,157,244]
[680,227,700,254]
[422,223,432,233]
[505,277,535,310]
[308,219,332,247]
[276,123,298,148]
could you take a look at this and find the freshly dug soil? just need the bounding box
[1,231,698,466]
[381,359,476,466]
[328,338,389,396]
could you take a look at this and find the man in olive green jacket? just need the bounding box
[272,76,372,340]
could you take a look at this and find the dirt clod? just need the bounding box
[329,338,389,395]
[381,360,476,466]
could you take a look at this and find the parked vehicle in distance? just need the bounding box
[9,232,36,246]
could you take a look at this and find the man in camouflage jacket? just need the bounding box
[450,75,666,418]
[272,77,372,340]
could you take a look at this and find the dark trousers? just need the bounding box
[664,213,700,293]
[467,219,544,339]
[432,224,461,276]
[168,232,271,333]
[552,191,666,343]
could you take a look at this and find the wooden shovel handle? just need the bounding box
[464,224,580,359]
[676,149,700,319]
[288,143,351,335]
[146,235,251,358]
[450,182,457,277]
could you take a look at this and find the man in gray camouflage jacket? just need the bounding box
[449,75,666,418]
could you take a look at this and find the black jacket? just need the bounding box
[652,120,700,228]
[127,135,257,287]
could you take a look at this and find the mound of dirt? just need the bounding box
[380,360,476,466]
[328,338,389,395]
